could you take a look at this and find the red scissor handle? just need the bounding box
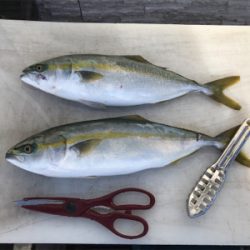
[85,208,149,239]
[19,188,155,239]
[85,187,155,210]
[81,187,154,239]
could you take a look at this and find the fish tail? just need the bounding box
[214,125,250,167]
[203,76,241,110]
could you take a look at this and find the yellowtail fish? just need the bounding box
[20,55,241,109]
[6,116,249,177]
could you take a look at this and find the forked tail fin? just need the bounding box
[215,125,250,167]
[204,76,241,110]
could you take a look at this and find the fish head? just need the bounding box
[20,58,72,93]
[5,132,67,175]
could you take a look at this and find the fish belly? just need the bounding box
[43,137,205,177]
[57,72,197,106]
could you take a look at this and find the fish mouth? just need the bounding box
[20,69,30,78]
[5,150,25,163]
[5,148,15,159]
[20,72,29,83]
[5,152,13,160]
[20,72,37,86]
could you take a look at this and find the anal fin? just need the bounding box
[120,115,151,122]
[80,100,107,109]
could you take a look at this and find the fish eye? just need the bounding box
[36,64,43,72]
[23,144,33,154]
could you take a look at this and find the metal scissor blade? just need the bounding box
[16,199,64,207]
[16,197,81,217]
[90,205,114,214]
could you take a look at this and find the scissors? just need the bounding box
[16,188,155,239]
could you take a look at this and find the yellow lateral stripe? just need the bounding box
[37,131,166,151]
[46,58,169,80]
[48,62,122,72]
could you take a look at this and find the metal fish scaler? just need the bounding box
[6,116,249,177]
[21,55,241,109]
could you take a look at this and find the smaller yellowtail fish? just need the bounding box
[6,116,249,178]
[20,55,241,110]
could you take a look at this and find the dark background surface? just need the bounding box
[0,0,250,248]
[0,0,250,24]
[0,245,249,250]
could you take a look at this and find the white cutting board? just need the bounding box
[0,20,249,244]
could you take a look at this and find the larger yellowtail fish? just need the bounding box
[21,55,241,109]
[6,116,249,177]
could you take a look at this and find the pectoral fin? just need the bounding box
[70,139,102,155]
[77,71,103,82]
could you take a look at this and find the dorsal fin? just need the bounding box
[123,55,167,70]
[119,115,151,122]
[123,55,152,64]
